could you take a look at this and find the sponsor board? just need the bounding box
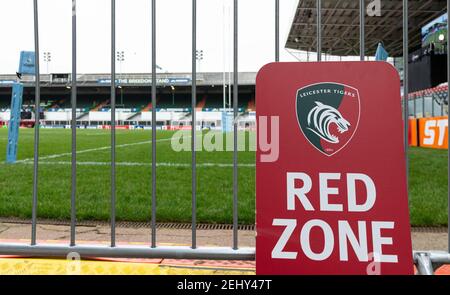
[162,125,192,131]
[408,119,418,147]
[418,116,448,149]
[98,125,131,130]
[256,62,413,275]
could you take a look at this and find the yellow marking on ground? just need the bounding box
[0,258,255,275]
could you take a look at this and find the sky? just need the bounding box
[0,0,300,74]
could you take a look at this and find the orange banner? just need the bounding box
[408,119,418,147]
[418,116,448,149]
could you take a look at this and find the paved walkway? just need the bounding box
[1,222,448,250]
[0,222,449,275]
[0,222,256,275]
[0,222,255,247]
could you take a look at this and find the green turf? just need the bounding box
[409,147,448,226]
[0,128,255,224]
[0,128,447,226]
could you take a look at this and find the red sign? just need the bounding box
[256,62,413,275]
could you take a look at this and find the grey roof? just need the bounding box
[286,0,447,57]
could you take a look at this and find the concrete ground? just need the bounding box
[0,222,448,251]
[0,222,255,247]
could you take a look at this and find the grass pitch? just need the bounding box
[0,128,447,226]
[0,128,255,224]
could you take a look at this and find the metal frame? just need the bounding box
[0,0,449,273]
[414,94,417,117]
[232,0,239,250]
[447,0,450,256]
[70,0,77,247]
[359,0,364,61]
[151,0,157,249]
[414,251,450,275]
[316,0,321,61]
[0,243,254,260]
[432,94,435,117]
[31,0,40,247]
[0,0,260,262]
[422,94,426,117]
[403,0,409,184]
[286,1,448,57]
[191,0,197,250]
[410,0,450,275]
[110,0,117,248]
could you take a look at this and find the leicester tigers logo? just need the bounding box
[296,82,360,156]
[307,102,351,144]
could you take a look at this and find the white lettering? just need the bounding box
[423,120,437,145]
[338,220,368,262]
[319,173,343,212]
[347,173,376,212]
[287,173,314,211]
[272,219,297,259]
[372,221,398,263]
[300,219,334,261]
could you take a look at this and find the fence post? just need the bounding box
[447,0,450,254]
[232,0,239,250]
[432,95,435,117]
[403,0,409,191]
[70,0,77,247]
[31,0,41,246]
[151,0,157,248]
[191,0,197,249]
[275,0,279,62]
[415,252,435,275]
[422,95,425,117]
[360,0,365,61]
[316,0,321,61]
[110,0,117,248]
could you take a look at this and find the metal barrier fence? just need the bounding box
[407,85,448,118]
[0,0,449,275]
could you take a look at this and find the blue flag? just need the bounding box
[375,43,388,61]
[18,51,36,75]
[6,83,24,163]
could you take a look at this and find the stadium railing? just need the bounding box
[0,0,449,275]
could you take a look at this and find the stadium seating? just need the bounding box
[1,91,257,112]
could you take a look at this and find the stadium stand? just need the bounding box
[0,72,257,127]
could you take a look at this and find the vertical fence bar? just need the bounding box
[110,0,116,247]
[316,0,321,61]
[191,0,197,249]
[70,0,77,247]
[31,0,40,246]
[432,95,435,117]
[403,0,409,185]
[414,94,416,117]
[447,0,450,254]
[151,0,157,248]
[275,0,279,62]
[422,95,425,117]
[232,0,238,250]
[360,0,365,61]
[223,3,226,111]
[228,6,232,114]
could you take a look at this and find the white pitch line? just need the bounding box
[16,137,175,163]
[15,161,255,168]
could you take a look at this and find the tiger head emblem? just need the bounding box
[306,101,351,144]
[296,82,360,156]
